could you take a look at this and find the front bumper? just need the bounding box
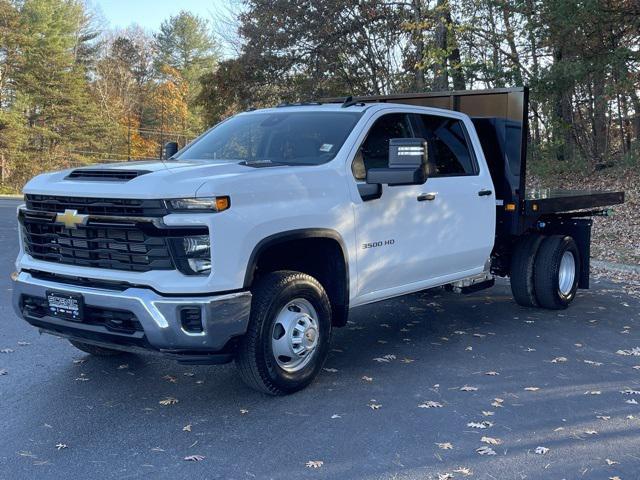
[12,271,251,363]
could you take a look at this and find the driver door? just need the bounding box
[350,112,431,299]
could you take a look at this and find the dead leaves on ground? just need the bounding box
[476,445,496,455]
[418,401,443,409]
[481,436,502,445]
[184,455,205,462]
[305,460,323,468]
[467,421,493,429]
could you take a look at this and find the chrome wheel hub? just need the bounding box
[271,298,320,372]
[558,251,576,296]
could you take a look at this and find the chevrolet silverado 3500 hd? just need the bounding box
[12,88,624,395]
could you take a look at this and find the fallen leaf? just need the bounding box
[597,415,611,420]
[72,359,85,365]
[625,398,638,404]
[240,409,249,414]
[361,376,373,382]
[617,347,640,356]
[162,375,177,383]
[400,358,414,363]
[184,455,205,462]
[481,436,502,445]
[368,403,382,410]
[437,474,454,480]
[609,477,622,480]
[551,356,568,363]
[55,443,67,450]
[435,442,453,450]
[0,369,7,376]
[605,459,618,466]
[621,388,640,395]
[482,411,494,416]
[485,371,499,376]
[383,354,396,361]
[418,401,443,409]
[159,397,178,406]
[183,424,192,432]
[476,445,496,455]
[183,372,195,377]
[534,446,549,455]
[584,360,603,366]
[323,368,338,373]
[584,429,598,435]
[460,385,478,392]
[465,346,473,351]
[453,467,473,476]
[467,421,493,429]
[0,348,14,353]
[305,460,323,468]
[373,357,390,363]
[585,390,602,395]
[524,387,540,391]
[17,341,30,346]
[331,414,341,419]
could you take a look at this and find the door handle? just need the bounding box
[417,193,436,202]
[478,189,493,197]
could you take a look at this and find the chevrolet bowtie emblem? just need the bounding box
[55,209,88,229]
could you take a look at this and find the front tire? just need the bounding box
[236,270,332,395]
[533,235,580,309]
[69,339,125,356]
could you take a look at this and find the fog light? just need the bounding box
[183,236,210,255]
[181,307,203,333]
[187,258,211,274]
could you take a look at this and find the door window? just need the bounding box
[351,113,414,181]
[414,115,477,176]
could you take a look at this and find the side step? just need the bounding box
[448,272,495,294]
[457,278,495,294]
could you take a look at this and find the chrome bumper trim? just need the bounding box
[12,272,251,352]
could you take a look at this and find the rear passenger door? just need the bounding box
[411,113,495,278]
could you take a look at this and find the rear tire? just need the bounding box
[236,270,332,395]
[69,339,125,356]
[510,234,544,307]
[533,235,580,310]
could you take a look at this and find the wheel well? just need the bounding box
[246,235,349,327]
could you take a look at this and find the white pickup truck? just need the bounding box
[12,88,624,394]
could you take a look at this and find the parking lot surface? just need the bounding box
[1,199,639,479]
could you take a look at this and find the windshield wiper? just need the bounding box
[241,159,291,168]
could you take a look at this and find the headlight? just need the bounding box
[168,196,230,212]
[171,235,211,275]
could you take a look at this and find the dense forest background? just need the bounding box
[0,0,638,192]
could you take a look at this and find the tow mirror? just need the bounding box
[366,138,428,186]
[163,141,179,159]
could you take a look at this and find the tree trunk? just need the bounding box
[432,0,448,90]
[592,71,607,165]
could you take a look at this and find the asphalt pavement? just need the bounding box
[1,198,639,479]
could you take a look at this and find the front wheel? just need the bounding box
[236,270,332,395]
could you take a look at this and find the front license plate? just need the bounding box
[46,290,84,322]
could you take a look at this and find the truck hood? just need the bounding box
[23,160,256,199]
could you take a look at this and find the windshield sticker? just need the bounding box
[319,143,333,152]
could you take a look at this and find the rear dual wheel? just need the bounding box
[510,234,580,310]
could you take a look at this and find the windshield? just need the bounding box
[176,111,362,165]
